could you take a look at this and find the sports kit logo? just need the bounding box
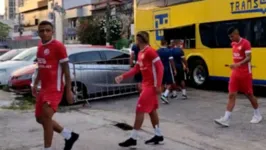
[44,49,50,55]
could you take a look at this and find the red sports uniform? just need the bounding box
[35,39,69,117]
[229,38,253,94]
[123,46,164,113]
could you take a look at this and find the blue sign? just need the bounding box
[154,12,169,41]
[230,0,266,14]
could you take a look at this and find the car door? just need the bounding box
[71,51,107,94]
[101,50,132,91]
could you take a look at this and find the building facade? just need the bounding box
[5,0,17,20]
[18,0,48,31]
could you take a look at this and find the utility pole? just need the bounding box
[106,0,111,46]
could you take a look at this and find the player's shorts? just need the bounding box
[136,87,158,113]
[229,72,253,95]
[134,72,142,83]
[162,68,174,85]
[35,90,63,117]
[175,66,185,84]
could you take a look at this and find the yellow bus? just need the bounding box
[134,0,266,87]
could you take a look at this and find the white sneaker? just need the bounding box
[214,117,230,127]
[250,115,263,124]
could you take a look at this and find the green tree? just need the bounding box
[77,17,105,45]
[0,22,11,39]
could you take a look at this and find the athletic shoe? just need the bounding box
[170,94,177,99]
[119,138,137,147]
[145,135,164,145]
[182,95,187,100]
[161,95,169,104]
[64,132,79,150]
[214,117,230,127]
[250,115,263,124]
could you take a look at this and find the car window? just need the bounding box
[103,51,130,65]
[0,50,20,61]
[71,51,102,64]
[12,47,37,61]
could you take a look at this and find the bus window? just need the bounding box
[200,20,249,48]
[250,18,266,47]
[164,24,195,49]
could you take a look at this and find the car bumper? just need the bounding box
[8,79,32,94]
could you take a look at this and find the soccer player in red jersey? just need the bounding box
[215,27,262,127]
[32,21,79,150]
[115,31,164,147]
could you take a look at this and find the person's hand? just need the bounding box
[173,69,177,76]
[32,84,38,97]
[115,75,124,84]
[156,86,161,95]
[66,88,74,104]
[185,67,189,73]
[230,63,240,69]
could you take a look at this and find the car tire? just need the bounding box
[60,82,88,106]
[189,59,209,88]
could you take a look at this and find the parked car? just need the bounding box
[8,64,37,94]
[0,49,10,56]
[0,49,25,62]
[0,47,37,86]
[31,46,136,104]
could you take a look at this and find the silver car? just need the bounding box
[32,46,137,104]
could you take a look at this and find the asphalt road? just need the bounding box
[1,84,266,150]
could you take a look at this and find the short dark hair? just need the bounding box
[38,20,53,28]
[160,37,167,46]
[227,27,237,35]
[137,31,149,44]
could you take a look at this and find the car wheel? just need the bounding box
[60,82,88,106]
[189,59,209,88]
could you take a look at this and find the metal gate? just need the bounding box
[71,58,138,104]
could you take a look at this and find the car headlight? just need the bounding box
[17,74,32,80]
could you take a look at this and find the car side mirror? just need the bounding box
[33,58,37,63]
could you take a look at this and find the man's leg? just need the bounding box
[41,103,55,149]
[214,92,237,127]
[161,84,170,104]
[246,94,262,123]
[145,110,164,144]
[119,112,145,147]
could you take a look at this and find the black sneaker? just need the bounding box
[182,95,187,100]
[119,138,137,147]
[170,95,177,99]
[161,95,169,104]
[64,132,79,150]
[145,135,164,145]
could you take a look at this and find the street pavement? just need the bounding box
[1,87,266,150]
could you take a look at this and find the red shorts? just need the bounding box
[35,90,63,117]
[229,72,253,94]
[136,87,158,113]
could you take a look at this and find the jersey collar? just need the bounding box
[41,38,54,46]
[140,45,149,51]
[237,38,243,44]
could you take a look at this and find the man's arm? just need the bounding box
[130,52,135,67]
[123,63,140,79]
[181,50,189,71]
[154,58,164,88]
[169,56,177,75]
[61,62,72,91]
[237,41,252,66]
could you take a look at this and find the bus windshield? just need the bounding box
[136,0,201,9]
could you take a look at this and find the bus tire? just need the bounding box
[189,59,209,88]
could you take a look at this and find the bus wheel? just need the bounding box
[189,59,208,88]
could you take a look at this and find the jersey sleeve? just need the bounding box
[57,42,69,63]
[243,40,251,54]
[169,50,174,60]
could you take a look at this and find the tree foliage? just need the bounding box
[0,22,11,39]
[77,17,121,45]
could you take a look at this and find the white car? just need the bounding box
[0,47,37,86]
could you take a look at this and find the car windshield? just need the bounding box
[11,47,37,61]
[0,50,22,61]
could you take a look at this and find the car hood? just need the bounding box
[12,64,38,77]
[0,61,32,70]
